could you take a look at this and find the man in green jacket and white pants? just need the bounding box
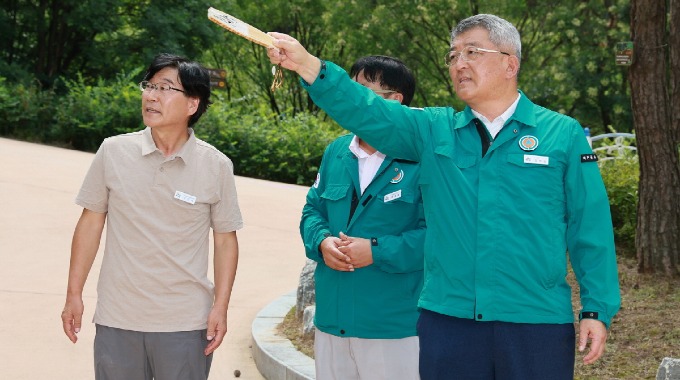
[300,55,423,379]
[271,13,620,380]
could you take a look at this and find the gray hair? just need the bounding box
[450,14,522,61]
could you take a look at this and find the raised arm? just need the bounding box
[268,33,448,162]
[267,32,321,84]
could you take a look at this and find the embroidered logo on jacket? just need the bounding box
[390,169,404,184]
[518,135,539,151]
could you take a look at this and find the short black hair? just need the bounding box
[142,53,212,127]
[349,55,416,106]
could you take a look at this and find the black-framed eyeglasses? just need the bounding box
[445,46,510,66]
[139,81,185,94]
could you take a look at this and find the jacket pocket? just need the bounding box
[454,155,477,169]
[435,144,476,165]
[320,184,351,201]
[505,153,563,204]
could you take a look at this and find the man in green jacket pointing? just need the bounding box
[300,55,423,380]
[269,13,620,380]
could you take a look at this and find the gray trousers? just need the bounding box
[94,324,213,380]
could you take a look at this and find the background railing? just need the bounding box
[585,128,637,161]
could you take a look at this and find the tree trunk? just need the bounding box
[671,0,680,144]
[629,0,680,277]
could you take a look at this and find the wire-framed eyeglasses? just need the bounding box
[445,46,510,66]
[139,81,185,94]
[372,89,397,95]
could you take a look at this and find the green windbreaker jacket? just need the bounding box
[301,61,620,328]
[300,134,426,338]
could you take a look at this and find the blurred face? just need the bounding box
[141,67,198,130]
[448,27,513,107]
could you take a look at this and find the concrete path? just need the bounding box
[0,137,310,380]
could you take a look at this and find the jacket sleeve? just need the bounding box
[299,145,333,264]
[564,122,621,328]
[371,191,426,274]
[302,61,431,162]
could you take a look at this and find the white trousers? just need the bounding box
[314,328,420,380]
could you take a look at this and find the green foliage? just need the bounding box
[0,70,143,151]
[201,0,337,114]
[2,0,635,134]
[513,1,632,135]
[98,0,217,79]
[1,0,216,85]
[195,93,343,185]
[599,153,639,253]
[53,69,144,151]
[322,0,463,108]
[0,77,57,142]
[0,60,35,85]
[1,0,125,85]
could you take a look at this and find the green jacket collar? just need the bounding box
[454,90,537,129]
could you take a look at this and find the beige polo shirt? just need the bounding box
[76,127,243,332]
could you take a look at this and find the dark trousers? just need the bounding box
[417,309,575,380]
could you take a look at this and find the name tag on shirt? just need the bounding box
[524,155,549,166]
[383,189,402,203]
[174,190,197,205]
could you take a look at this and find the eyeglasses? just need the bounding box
[139,81,185,94]
[445,46,510,66]
[372,89,397,95]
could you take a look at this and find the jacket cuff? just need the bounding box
[316,231,332,258]
[579,311,611,329]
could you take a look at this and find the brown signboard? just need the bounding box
[207,68,227,89]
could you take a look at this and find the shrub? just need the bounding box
[54,70,143,151]
[0,61,36,85]
[0,70,143,151]
[196,94,342,185]
[599,154,639,253]
[0,77,58,142]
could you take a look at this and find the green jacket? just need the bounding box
[302,61,620,328]
[300,134,425,338]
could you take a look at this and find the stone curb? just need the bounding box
[252,291,315,380]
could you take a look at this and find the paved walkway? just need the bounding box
[0,137,310,380]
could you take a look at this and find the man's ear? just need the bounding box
[392,92,405,104]
[506,55,520,79]
[187,97,200,116]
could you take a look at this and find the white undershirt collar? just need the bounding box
[349,136,386,194]
[471,93,521,139]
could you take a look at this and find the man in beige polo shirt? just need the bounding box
[60,53,243,380]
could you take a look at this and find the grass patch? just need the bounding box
[574,254,680,379]
[277,307,315,358]
[278,254,680,379]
